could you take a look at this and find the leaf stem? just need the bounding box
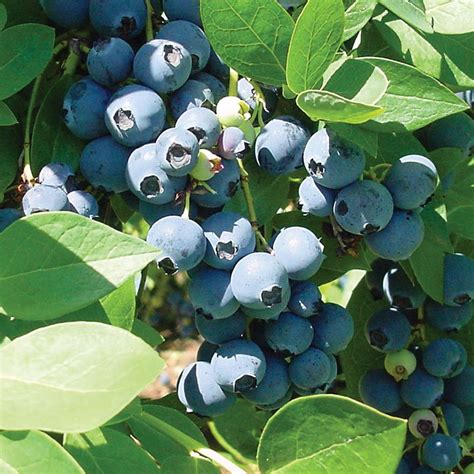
[434,406,450,435]
[145,0,155,42]
[181,191,192,219]
[228,68,239,97]
[236,159,257,228]
[329,214,348,254]
[136,265,149,312]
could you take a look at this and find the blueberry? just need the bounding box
[175,107,221,149]
[202,211,256,271]
[39,0,89,28]
[359,369,403,413]
[178,361,236,416]
[421,434,461,472]
[195,310,246,344]
[278,0,307,10]
[162,0,202,26]
[256,388,293,411]
[38,162,74,189]
[334,180,394,235]
[440,402,465,438]
[365,209,425,261]
[211,339,267,392]
[237,78,278,121]
[288,281,322,318]
[264,311,313,356]
[196,341,218,363]
[170,80,214,120]
[411,467,437,474]
[205,49,229,83]
[444,253,474,307]
[408,409,439,438]
[273,226,325,280]
[241,287,291,321]
[384,349,417,381]
[242,354,291,405]
[384,155,438,210]
[255,116,310,175]
[155,127,199,177]
[218,127,250,160]
[80,136,131,193]
[395,458,410,474]
[422,338,467,378]
[133,39,192,94]
[444,366,474,407]
[87,38,134,87]
[365,308,411,353]
[63,78,111,141]
[139,200,185,225]
[156,20,210,71]
[383,266,426,310]
[303,128,366,189]
[188,267,240,320]
[22,185,69,215]
[425,299,473,332]
[311,303,354,354]
[146,216,206,274]
[193,72,227,103]
[230,252,290,310]
[289,347,332,390]
[105,85,166,147]
[298,176,336,218]
[0,209,22,232]
[67,191,99,218]
[365,258,395,300]
[401,369,444,409]
[89,0,147,39]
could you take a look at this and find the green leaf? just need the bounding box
[1,0,46,26]
[0,121,21,199]
[328,123,378,157]
[0,322,164,433]
[257,395,406,474]
[0,4,7,30]
[104,398,142,426]
[0,24,55,100]
[0,212,160,321]
[160,456,219,474]
[424,0,474,34]
[373,13,474,89]
[0,431,84,473]
[410,208,453,303]
[224,158,289,225]
[31,75,85,174]
[132,319,165,347]
[201,0,294,86]
[0,100,17,125]
[210,399,270,463]
[362,58,468,133]
[65,427,159,473]
[343,0,377,41]
[376,132,427,165]
[286,0,345,94]
[378,0,433,32]
[297,90,384,124]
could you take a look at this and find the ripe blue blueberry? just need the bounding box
[366,259,395,300]
[211,339,267,392]
[39,0,89,28]
[196,341,218,363]
[421,434,462,472]
[63,77,111,141]
[0,209,22,232]
[38,162,74,189]
[444,253,474,307]
[217,127,250,160]
[359,369,403,413]
[80,136,131,193]
[400,368,444,409]
[175,107,221,149]
[156,20,210,71]
[365,308,411,353]
[195,310,246,344]
[193,72,227,103]
[202,211,256,271]
[411,467,438,474]
[365,209,425,261]
[170,80,214,120]
[206,49,230,83]
[162,0,202,26]
[395,458,410,474]
[237,78,278,122]
[425,299,472,332]
[289,347,332,390]
[256,388,293,411]
[384,155,438,210]
[67,191,99,218]
[422,338,467,378]
[89,0,147,39]
[383,266,426,310]
[87,38,134,87]
[273,226,325,280]
[440,402,465,438]
[133,39,192,94]
[230,252,290,310]
[139,200,188,225]
[241,287,291,321]
[288,281,322,318]
[178,361,236,416]
[311,303,354,354]
[155,127,199,177]
[444,366,474,407]
[298,176,336,218]
[255,116,310,175]
[147,216,206,274]
[303,129,366,189]
[105,85,166,147]
[264,312,314,356]
[22,185,69,215]
[333,180,394,235]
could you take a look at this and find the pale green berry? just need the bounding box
[384,349,417,381]
[408,409,438,438]
[216,96,251,127]
[190,149,221,181]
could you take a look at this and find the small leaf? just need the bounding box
[286,0,345,94]
[424,0,474,34]
[328,123,378,157]
[201,0,294,86]
[378,0,433,32]
[257,395,406,474]
[343,0,377,41]
[0,322,164,433]
[161,456,219,474]
[0,24,55,100]
[0,120,21,199]
[132,319,165,348]
[0,213,160,320]
[0,100,17,125]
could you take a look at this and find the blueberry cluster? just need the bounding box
[360,257,473,473]
[176,214,355,416]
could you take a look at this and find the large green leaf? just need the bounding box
[329,123,378,157]
[0,213,160,320]
[160,456,219,474]
[378,0,433,32]
[0,431,84,473]
[201,0,294,86]
[0,100,17,126]
[424,0,473,34]
[362,58,468,133]
[343,0,377,41]
[65,428,160,473]
[0,322,164,432]
[0,121,21,199]
[0,24,54,100]
[286,0,345,94]
[132,319,165,348]
[1,0,46,26]
[0,4,7,30]
[31,75,85,174]
[376,132,427,165]
[257,395,406,474]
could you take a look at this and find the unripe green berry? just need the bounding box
[408,409,438,438]
[384,349,417,381]
[191,150,221,181]
[216,96,251,127]
[465,464,474,474]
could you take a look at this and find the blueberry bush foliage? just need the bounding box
[0,0,473,473]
